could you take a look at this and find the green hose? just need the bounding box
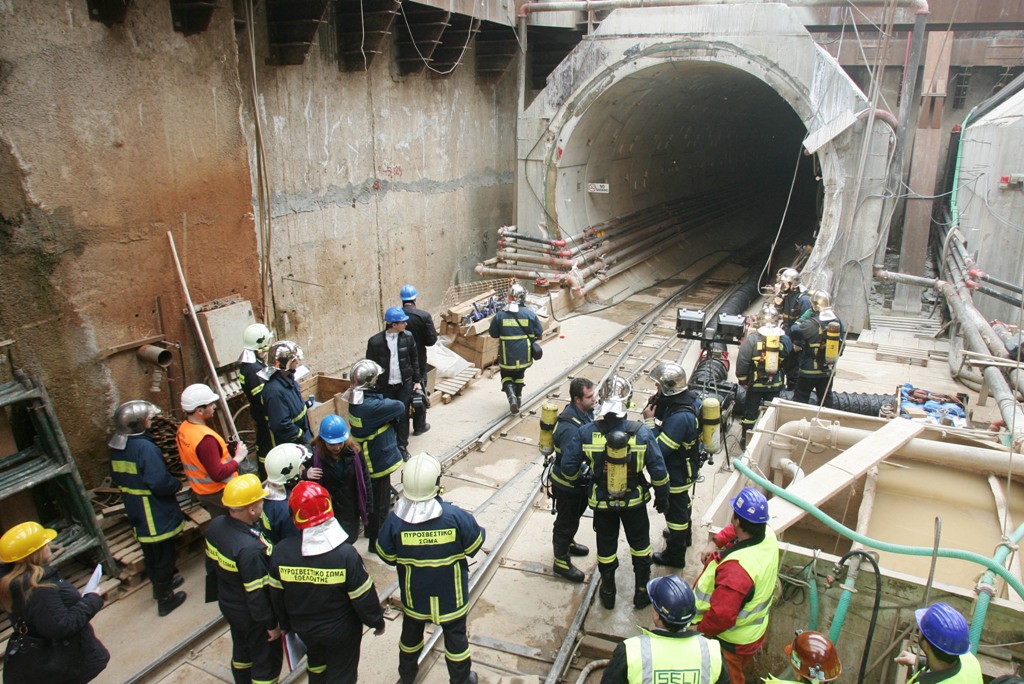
[732,459,1024,602]
[804,563,819,632]
[969,521,1024,653]
[828,584,852,644]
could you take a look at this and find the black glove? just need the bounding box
[227,440,239,456]
[654,495,669,514]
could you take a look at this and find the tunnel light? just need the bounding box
[677,308,706,339]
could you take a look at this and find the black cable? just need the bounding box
[837,549,882,684]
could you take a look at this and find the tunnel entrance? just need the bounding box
[511,5,891,327]
[551,59,822,262]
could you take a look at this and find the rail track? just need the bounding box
[128,255,757,684]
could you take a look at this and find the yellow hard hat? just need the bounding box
[0,522,57,563]
[221,474,268,508]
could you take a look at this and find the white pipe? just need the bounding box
[166,231,240,440]
[520,0,928,17]
[779,457,806,486]
[769,418,1024,475]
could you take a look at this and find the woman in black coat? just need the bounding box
[307,414,372,540]
[0,522,109,684]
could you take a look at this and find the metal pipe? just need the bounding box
[969,268,1024,296]
[874,266,1024,442]
[496,249,576,270]
[474,263,565,281]
[520,0,928,16]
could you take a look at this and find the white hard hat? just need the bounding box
[181,384,220,413]
[402,453,442,502]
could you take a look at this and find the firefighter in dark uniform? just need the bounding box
[259,340,312,448]
[643,361,702,568]
[548,377,597,582]
[366,306,423,457]
[561,376,669,610]
[269,481,385,684]
[260,443,308,545]
[344,359,406,549]
[789,291,845,408]
[773,269,810,391]
[488,282,543,414]
[401,284,438,436]
[205,474,283,684]
[239,323,275,479]
[735,306,792,449]
[108,400,187,616]
[377,453,485,684]
[601,575,728,684]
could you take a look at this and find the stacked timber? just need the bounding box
[439,289,558,370]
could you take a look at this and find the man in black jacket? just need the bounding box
[400,284,438,436]
[205,474,282,684]
[366,307,423,458]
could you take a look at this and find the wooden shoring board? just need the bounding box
[432,366,482,403]
[769,419,925,533]
[876,344,930,366]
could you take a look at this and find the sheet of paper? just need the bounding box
[83,564,103,594]
[284,631,307,671]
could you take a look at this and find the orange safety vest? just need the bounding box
[176,420,235,495]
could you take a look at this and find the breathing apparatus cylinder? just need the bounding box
[539,403,558,455]
[764,334,780,375]
[604,430,631,503]
[825,321,841,365]
[701,396,722,454]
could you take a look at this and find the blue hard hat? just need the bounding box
[915,603,970,655]
[319,414,350,444]
[646,575,696,626]
[731,487,770,523]
[400,284,418,302]
[385,306,410,323]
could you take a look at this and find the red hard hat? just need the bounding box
[288,481,334,530]
[784,631,842,681]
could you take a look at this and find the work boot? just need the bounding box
[633,568,651,609]
[568,541,589,556]
[652,551,685,568]
[553,556,585,583]
[412,423,431,436]
[599,574,616,609]
[158,590,187,617]
[462,674,478,684]
[633,586,651,609]
[152,574,185,599]
[504,384,519,414]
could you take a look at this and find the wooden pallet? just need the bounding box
[876,344,930,367]
[430,366,482,404]
[869,314,942,337]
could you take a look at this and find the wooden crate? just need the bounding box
[300,373,351,437]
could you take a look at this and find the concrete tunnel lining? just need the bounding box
[552,58,816,232]
[517,5,893,326]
